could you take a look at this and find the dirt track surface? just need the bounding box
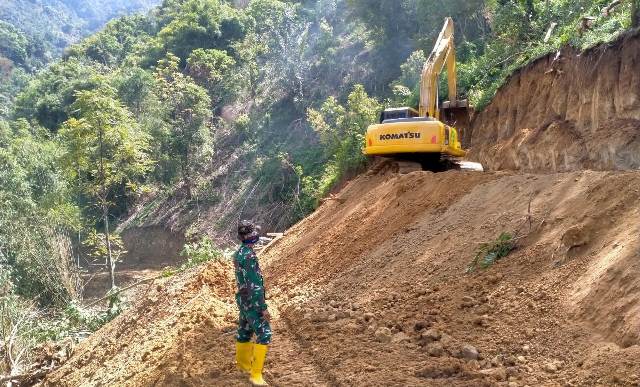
[45,167,640,386]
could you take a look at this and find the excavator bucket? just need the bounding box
[442,99,472,147]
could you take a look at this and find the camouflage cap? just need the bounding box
[238,220,261,241]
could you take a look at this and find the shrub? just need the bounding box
[180,236,223,270]
[467,232,516,272]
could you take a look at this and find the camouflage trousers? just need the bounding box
[236,296,272,345]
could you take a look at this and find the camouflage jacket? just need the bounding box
[233,243,267,311]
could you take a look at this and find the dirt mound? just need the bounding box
[469,30,640,172]
[46,167,640,386]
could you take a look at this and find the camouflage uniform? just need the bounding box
[234,243,272,345]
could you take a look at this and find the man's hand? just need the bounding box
[263,309,271,321]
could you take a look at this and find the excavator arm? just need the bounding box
[419,17,465,120]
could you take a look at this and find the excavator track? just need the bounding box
[368,154,483,175]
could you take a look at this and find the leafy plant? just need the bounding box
[307,84,382,201]
[58,84,152,290]
[467,232,516,272]
[179,236,223,270]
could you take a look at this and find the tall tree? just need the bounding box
[58,84,151,289]
[154,53,213,197]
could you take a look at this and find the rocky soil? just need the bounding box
[45,168,640,386]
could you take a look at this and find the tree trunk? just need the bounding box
[103,203,115,290]
[97,123,115,289]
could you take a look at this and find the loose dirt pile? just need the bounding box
[45,167,640,386]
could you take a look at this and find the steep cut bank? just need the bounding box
[469,30,640,172]
[46,168,640,386]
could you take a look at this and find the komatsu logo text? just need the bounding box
[379,132,421,141]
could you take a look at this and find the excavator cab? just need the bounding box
[379,107,420,123]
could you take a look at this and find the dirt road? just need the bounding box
[45,168,640,386]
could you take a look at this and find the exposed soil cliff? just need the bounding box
[469,30,640,172]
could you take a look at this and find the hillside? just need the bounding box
[45,168,640,386]
[0,0,159,116]
[43,29,640,386]
[470,29,640,172]
[2,1,640,383]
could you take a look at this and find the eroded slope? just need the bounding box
[469,30,640,172]
[46,168,640,386]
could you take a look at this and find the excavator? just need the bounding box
[364,17,481,172]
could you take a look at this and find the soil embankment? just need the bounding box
[46,169,640,386]
[470,30,640,172]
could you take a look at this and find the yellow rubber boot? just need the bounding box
[236,342,253,373]
[249,344,268,386]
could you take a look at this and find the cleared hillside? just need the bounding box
[44,166,640,386]
[42,19,640,387]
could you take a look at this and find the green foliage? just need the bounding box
[14,59,102,131]
[154,0,248,63]
[153,53,213,193]
[0,0,160,117]
[0,119,78,306]
[83,230,127,266]
[307,84,381,200]
[69,15,155,66]
[180,236,223,270]
[58,84,152,207]
[467,232,516,272]
[390,50,425,107]
[461,0,634,109]
[187,48,237,105]
[0,21,30,67]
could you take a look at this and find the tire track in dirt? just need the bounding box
[267,315,335,386]
[273,310,340,387]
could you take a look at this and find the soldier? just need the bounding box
[234,220,272,386]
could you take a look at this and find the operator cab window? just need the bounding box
[380,107,434,124]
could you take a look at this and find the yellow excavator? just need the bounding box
[364,17,475,171]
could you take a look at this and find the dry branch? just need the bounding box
[544,22,558,42]
[0,370,46,383]
[320,194,345,204]
[86,274,164,307]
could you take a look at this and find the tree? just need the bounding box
[58,85,152,290]
[69,15,154,66]
[307,84,381,198]
[156,0,248,62]
[154,53,213,197]
[0,119,79,306]
[186,48,236,105]
[633,0,640,27]
[13,59,101,131]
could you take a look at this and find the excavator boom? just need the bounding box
[420,17,457,119]
[420,17,470,129]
